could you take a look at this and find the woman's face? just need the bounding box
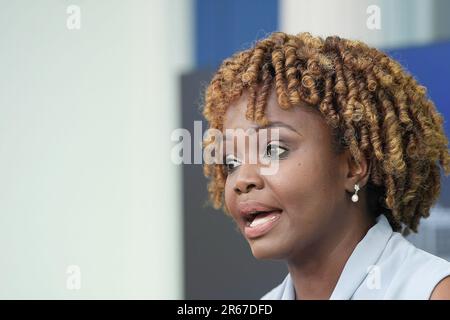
[223,88,352,261]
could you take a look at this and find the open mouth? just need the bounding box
[237,200,283,239]
[244,210,282,228]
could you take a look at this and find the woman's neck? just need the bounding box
[286,209,376,300]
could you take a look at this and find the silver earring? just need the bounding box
[351,184,360,202]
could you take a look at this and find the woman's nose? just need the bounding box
[233,163,264,194]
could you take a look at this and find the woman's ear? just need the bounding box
[344,149,372,193]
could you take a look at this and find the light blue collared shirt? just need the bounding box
[261,214,450,299]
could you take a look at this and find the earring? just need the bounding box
[351,184,360,202]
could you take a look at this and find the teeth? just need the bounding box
[249,214,278,228]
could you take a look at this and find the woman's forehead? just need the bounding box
[223,89,322,133]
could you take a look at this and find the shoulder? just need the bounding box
[430,276,450,300]
[384,232,450,299]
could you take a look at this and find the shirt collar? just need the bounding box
[329,214,393,299]
[281,214,393,300]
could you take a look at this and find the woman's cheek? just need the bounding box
[224,179,236,216]
[274,157,315,207]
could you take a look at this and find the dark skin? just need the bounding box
[222,87,375,299]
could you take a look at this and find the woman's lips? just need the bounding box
[236,200,283,239]
[244,210,282,239]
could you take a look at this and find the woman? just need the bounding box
[201,32,450,299]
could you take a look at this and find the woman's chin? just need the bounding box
[249,241,286,260]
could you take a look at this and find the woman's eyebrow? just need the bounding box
[253,121,302,135]
[224,121,302,140]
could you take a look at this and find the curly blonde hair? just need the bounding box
[201,31,450,235]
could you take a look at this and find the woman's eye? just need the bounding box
[265,143,288,159]
[223,144,288,173]
[223,155,241,173]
